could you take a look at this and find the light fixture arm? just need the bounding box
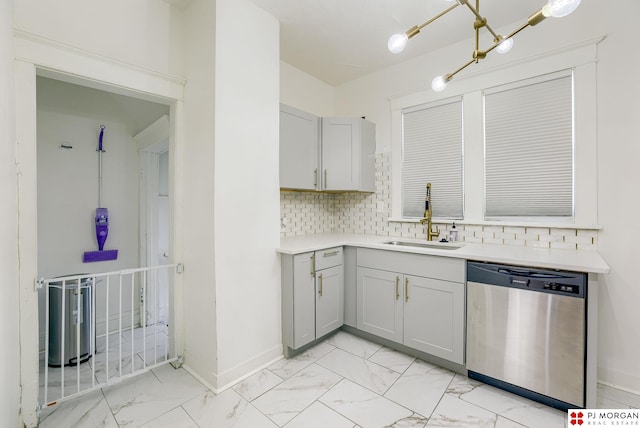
[448,58,476,80]
[387,0,581,91]
[408,2,461,40]
[478,7,547,57]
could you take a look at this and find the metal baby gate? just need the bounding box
[37,263,182,409]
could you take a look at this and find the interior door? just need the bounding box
[139,146,170,327]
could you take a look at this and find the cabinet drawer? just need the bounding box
[315,246,343,270]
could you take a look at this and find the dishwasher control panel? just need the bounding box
[468,261,586,298]
[544,282,580,294]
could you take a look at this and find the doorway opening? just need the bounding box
[35,75,177,409]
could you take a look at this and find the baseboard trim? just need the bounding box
[214,344,283,393]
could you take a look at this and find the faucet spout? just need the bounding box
[420,182,440,241]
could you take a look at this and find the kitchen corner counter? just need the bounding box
[277,233,610,274]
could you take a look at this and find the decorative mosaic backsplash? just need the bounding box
[280,153,598,250]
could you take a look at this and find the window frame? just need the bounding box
[389,41,598,228]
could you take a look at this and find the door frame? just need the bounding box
[136,116,171,326]
[14,31,185,426]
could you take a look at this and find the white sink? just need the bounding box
[382,240,464,251]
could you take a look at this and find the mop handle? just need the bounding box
[98,125,105,207]
[98,125,105,151]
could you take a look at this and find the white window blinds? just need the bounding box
[484,71,574,218]
[402,98,463,218]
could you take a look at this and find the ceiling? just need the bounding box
[246,0,549,86]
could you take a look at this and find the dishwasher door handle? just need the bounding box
[511,278,530,287]
[497,267,566,279]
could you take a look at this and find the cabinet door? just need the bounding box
[356,267,403,343]
[322,117,355,191]
[280,105,320,190]
[293,253,316,349]
[315,265,344,338]
[403,275,465,364]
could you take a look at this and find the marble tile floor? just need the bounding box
[38,330,640,428]
[39,323,170,406]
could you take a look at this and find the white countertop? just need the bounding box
[277,233,610,274]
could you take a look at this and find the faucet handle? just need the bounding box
[429,224,440,240]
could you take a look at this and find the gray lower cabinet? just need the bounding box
[282,247,344,355]
[356,248,465,365]
[403,274,464,363]
[315,264,344,338]
[356,267,403,342]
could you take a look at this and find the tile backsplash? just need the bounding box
[280,153,598,251]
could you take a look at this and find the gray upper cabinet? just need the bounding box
[280,104,320,190]
[279,104,375,192]
[321,117,376,192]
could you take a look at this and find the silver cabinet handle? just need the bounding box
[395,276,399,300]
[323,250,339,257]
[318,273,323,296]
[405,278,409,302]
[314,168,318,188]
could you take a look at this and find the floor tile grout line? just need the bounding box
[179,403,202,428]
[232,368,285,403]
[313,377,362,428]
[316,371,430,426]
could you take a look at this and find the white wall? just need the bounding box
[13,0,184,77]
[36,77,145,278]
[213,0,282,388]
[0,0,20,425]
[280,62,336,116]
[181,0,218,386]
[593,1,640,392]
[325,1,640,393]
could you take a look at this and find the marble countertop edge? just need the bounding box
[277,233,610,274]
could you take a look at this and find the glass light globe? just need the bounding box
[544,0,582,18]
[495,37,514,54]
[431,75,448,92]
[388,33,408,53]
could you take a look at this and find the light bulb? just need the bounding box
[495,37,513,54]
[431,75,448,92]
[544,0,581,18]
[388,33,408,53]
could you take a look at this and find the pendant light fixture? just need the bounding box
[387,0,582,91]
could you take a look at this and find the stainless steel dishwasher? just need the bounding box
[466,261,587,410]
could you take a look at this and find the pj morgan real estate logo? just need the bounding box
[569,409,640,426]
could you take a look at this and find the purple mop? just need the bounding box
[83,125,118,263]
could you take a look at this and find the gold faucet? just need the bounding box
[420,182,440,241]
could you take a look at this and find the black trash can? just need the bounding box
[48,275,93,367]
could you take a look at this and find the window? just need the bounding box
[484,71,573,219]
[401,98,463,219]
[392,43,597,226]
